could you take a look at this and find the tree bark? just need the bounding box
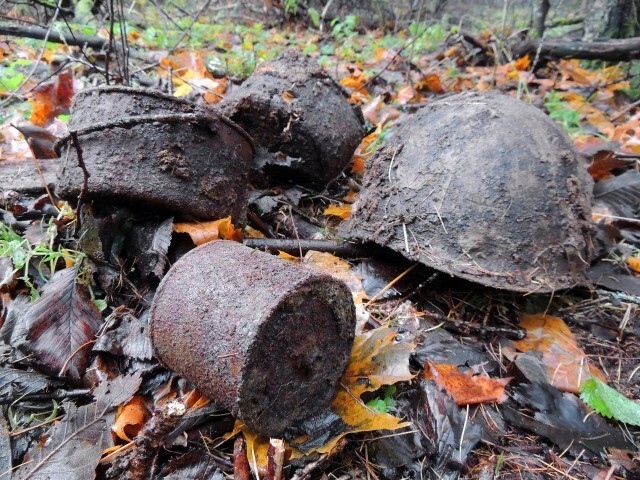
[0,22,108,49]
[514,36,640,61]
[533,0,550,38]
[584,0,640,39]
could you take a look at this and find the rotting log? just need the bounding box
[514,37,640,61]
[0,23,108,50]
[149,240,356,436]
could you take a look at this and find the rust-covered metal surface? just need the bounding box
[217,49,365,188]
[149,240,356,436]
[56,86,254,221]
[342,91,593,293]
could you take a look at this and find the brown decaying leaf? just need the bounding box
[423,362,511,406]
[173,216,242,246]
[15,372,142,480]
[29,71,74,127]
[21,267,103,381]
[112,395,149,442]
[587,150,633,181]
[12,123,58,159]
[504,314,606,394]
[227,327,414,468]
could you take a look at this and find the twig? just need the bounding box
[234,436,251,480]
[243,238,370,258]
[0,22,107,49]
[247,210,277,238]
[0,388,91,406]
[69,131,90,231]
[266,439,286,480]
[290,438,347,480]
[124,400,187,480]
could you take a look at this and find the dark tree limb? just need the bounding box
[243,238,372,257]
[514,36,640,61]
[0,22,109,49]
[533,0,550,38]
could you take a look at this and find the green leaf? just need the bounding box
[580,378,640,426]
[308,8,320,27]
[92,299,108,312]
[365,398,388,414]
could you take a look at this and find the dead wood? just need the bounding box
[243,238,370,257]
[514,36,640,61]
[0,22,108,50]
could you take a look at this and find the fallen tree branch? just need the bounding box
[0,22,108,49]
[243,238,371,257]
[514,37,640,61]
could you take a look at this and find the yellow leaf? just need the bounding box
[224,328,414,468]
[278,250,300,262]
[324,204,351,220]
[173,83,192,97]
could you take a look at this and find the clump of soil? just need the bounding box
[217,48,365,188]
[342,91,594,293]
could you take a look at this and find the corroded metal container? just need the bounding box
[56,86,254,221]
[149,240,356,436]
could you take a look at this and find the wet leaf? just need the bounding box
[503,381,634,458]
[93,311,154,361]
[159,447,224,479]
[362,96,400,126]
[28,71,74,127]
[12,123,58,159]
[12,267,103,381]
[228,328,413,467]
[587,150,633,181]
[324,203,351,219]
[627,256,640,274]
[505,314,606,393]
[581,378,640,426]
[594,171,640,220]
[112,395,149,441]
[15,372,142,480]
[417,73,445,94]
[173,216,241,246]
[0,366,60,402]
[423,362,511,406]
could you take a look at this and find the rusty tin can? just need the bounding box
[56,86,254,221]
[149,240,356,436]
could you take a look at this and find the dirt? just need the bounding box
[149,240,356,437]
[56,86,254,221]
[217,49,365,188]
[342,91,594,293]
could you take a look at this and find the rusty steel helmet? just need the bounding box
[343,91,593,293]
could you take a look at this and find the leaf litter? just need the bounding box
[0,3,639,479]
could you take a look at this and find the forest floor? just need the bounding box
[0,4,639,480]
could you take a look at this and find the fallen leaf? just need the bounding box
[15,372,142,480]
[278,250,300,262]
[10,267,103,381]
[227,328,414,468]
[362,96,400,126]
[12,123,58,159]
[505,314,606,393]
[423,362,510,405]
[28,71,74,127]
[173,217,241,246]
[417,73,445,94]
[282,90,296,103]
[587,150,633,180]
[324,203,351,220]
[581,378,640,426]
[396,85,420,105]
[627,257,640,274]
[514,55,530,71]
[112,395,149,442]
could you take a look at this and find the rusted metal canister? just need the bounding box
[56,86,254,221]
[149,240,356,436]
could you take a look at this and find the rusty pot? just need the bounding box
[149,240,356,436]
[342,91,593,293]
[217,49,365,188]
[56,86,254,221]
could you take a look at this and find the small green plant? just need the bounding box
[544,91,582,135]
[285,0,299,16]
[366,385,397,413]
[581,377,640,426]
[0,222,84,300]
